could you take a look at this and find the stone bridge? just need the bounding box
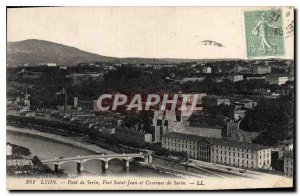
[42,152,153,173]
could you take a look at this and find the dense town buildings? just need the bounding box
[6,157,33,167]
[6,59,294,177]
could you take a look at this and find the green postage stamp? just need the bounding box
[244,9,285,58]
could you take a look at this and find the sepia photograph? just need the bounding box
[5,6,295,190]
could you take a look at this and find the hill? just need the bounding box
[6,39,186,67]
[7,39,116,67]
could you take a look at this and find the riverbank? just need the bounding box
[7,126,115,155]
[7,125,183,177]
[7,125,266,179]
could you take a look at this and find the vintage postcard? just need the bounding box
[6,6,294,190]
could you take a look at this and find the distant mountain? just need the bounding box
[7,39,117,67]
[6,39,292,68]
[7,39,189,67]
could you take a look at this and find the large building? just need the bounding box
[6,157,33,167]
[266,75,289,85]
[252,66,271,74]
[162,132,272,170]
[205,95,230,107]
[78,100,97,111]
[234,66,249,74]
[234,98,257,109]
[222,119,260,143]
[228,75,243,82]
[162,132,211,162]
[210,139,272,169]
[283,151,293,177]
[47,63,57,67]
[277,139,293,153]
[202,66,212,74]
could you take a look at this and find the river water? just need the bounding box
[7,131,167,177]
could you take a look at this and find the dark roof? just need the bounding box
[236,98,255,103]
[210,137,270,151]
[163,132,270,151]
[163,132,209,143]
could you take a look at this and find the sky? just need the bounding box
[7,7,294,59]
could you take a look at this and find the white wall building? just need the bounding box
[252,66,271,74]
[202,67,212,74]
[162,132,272,170]
[266,75,289,85]
[6,144,12,156]
[211,139,272,169]
[162,132,211,162]
[47,63,57,67]
[228,75,243,82]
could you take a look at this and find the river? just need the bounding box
[7,131,168,177]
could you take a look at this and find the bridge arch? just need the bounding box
[42,152,153,173]
[81,155,145,164]
[45,159,82,166]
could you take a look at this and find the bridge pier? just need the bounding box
[102,161,109,171]
[123,159,130,168]
[148,154,153,164]
[144,154,153,164]
[77,162,83,173]
[54,164,61,173]
[123,166,130,173]
[122,160,130,173]
[144,155,149,163]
